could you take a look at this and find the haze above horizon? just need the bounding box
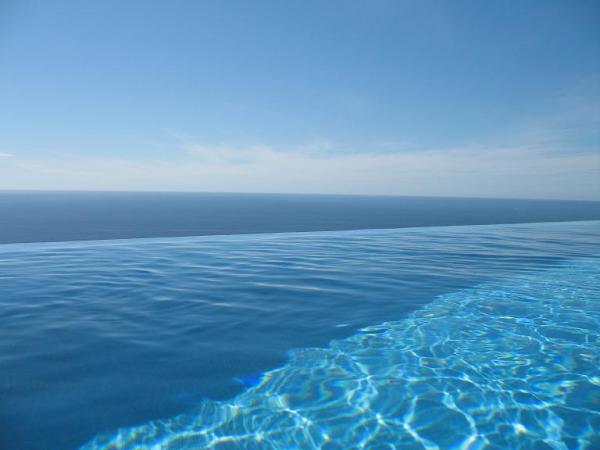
[0,0,599,199]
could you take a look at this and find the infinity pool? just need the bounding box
[1,221,599,449]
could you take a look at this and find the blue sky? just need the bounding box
[0,0,599,199]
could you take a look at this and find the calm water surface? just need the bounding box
[2,191,600,243]
[0,220,599,449]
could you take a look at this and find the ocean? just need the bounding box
[1,191,600,243]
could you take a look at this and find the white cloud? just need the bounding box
[0,141,598,200]
[2,81,599,201]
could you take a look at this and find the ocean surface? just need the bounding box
[2,191,600,243]
[1,220,599,449]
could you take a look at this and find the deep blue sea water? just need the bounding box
[2,191,600,243]
[1,220,599,449]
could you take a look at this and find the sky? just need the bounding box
[0,0,599,200]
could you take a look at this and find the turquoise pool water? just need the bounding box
[1,221,599,449]
[84,257,600,449]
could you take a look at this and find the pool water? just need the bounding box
[1,221,599,449]
[85,257,600,450]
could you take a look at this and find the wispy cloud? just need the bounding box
[1,82,598,200]
[0,138,598,199]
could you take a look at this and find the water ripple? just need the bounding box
[1,221,600,449]
[84,258,600,449]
